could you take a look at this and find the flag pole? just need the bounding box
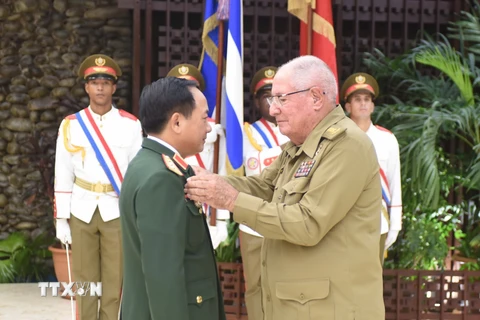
[307,3,313,55]
[211,8,227,227]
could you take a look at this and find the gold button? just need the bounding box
[300,293,305,299]
[196,295,203,304]
[199,208,203,214]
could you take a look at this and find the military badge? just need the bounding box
[294,160,315,178]
[247,157,259,170]
[178,65,189,75]
[95,57,106,66]
[355,75,366,84]
[265,69,275,78]
[162,154,184,176]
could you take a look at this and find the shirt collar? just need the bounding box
[147,136,179,154]
[88,105,115,120]
[284,106,347,159]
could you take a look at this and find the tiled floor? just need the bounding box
[0,283,73,320]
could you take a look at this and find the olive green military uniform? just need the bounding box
[225,106,385,320]
[119,138,226,320]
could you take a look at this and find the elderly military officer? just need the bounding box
[54,54,143,320]
[167,63,229,248]
[185,55,385,320]
[119,77,226,320]
[341,72,403,262]
[241,66,290,320]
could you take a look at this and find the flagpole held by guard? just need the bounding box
[211,0,229,227]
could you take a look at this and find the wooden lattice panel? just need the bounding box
[384,270,480,319]
[217,262,247,317]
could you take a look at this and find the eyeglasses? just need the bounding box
[266,87,313,107]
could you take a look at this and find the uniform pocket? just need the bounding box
[282,177,310,205]
[186,200,206,247]
[187,277,219,318]
[276,279,334,320]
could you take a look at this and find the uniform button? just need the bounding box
[196,295,203,304]
[266,294,271,302]
[262,260,266,267]
[274,187,278,190]
[280,168,284,173]
[300,293,305,299]
[277,195,281,199]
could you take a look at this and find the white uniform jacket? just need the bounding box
[366,123,402,234]
[54,106,143,223]
[241,118,289,236]
[185,119,229,220]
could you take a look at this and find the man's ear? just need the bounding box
[311,87,324,110]
[170,112,182,134]
[345,102,351,114]
[84,83,89,94]
[112,84,116,95]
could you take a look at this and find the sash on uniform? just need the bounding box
[379,168,391,219]
[252,118,280,149]
[75,108,123,195]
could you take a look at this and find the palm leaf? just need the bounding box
[0,232,26,254]
[413,35,474,105]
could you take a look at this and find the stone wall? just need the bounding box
[0,0,132,240]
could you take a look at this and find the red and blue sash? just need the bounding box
[75,108,123,195]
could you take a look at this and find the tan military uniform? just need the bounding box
[226,106,385,320]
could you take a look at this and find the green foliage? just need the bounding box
[215,220,241,263]
[365,2,480,270]
[0,232,54,283]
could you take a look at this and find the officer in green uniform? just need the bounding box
[119,76,226,320]
[185,56,385,320]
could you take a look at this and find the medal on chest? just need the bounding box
[294,160,315,178]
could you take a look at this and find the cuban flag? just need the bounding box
[224,0,244,174]
[199,0,221,118]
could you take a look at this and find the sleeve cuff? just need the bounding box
[232,192,261,231]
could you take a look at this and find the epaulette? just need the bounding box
[323,125,347,140]
[162,154,184,176]
[172,153,188,171]
[244,122,262,151]
[66,114,76,120]
[375,125,392,134]
[119,109,138,121]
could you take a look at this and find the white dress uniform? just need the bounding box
[185,118,229,248]
[366,123,402,234]
[241,118,290,237]
[54,106,143,223]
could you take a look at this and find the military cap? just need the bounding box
[250,66,277,95]
[166,64,205,92]
[340,72,379,101]
[77,54,122,83]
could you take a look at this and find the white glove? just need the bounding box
[384,229,399,250]
[213,123,224,137]
[208,220,228,249]
[56,219,72,244]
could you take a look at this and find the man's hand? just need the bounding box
[56,218,72,244]
[385,229,399,250]
[185,174,239,212]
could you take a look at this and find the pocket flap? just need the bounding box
[187,278,216,305]
[186,200,203,216]
[276,279,330,304]
[282,177,310,195]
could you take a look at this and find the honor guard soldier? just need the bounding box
[240,66,289,320]
[166,63,229,249]
[341,72,403,263]
[54,54,143,320]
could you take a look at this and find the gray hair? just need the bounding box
[278,55,338,105]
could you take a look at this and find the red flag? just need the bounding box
[288,0,338,86]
